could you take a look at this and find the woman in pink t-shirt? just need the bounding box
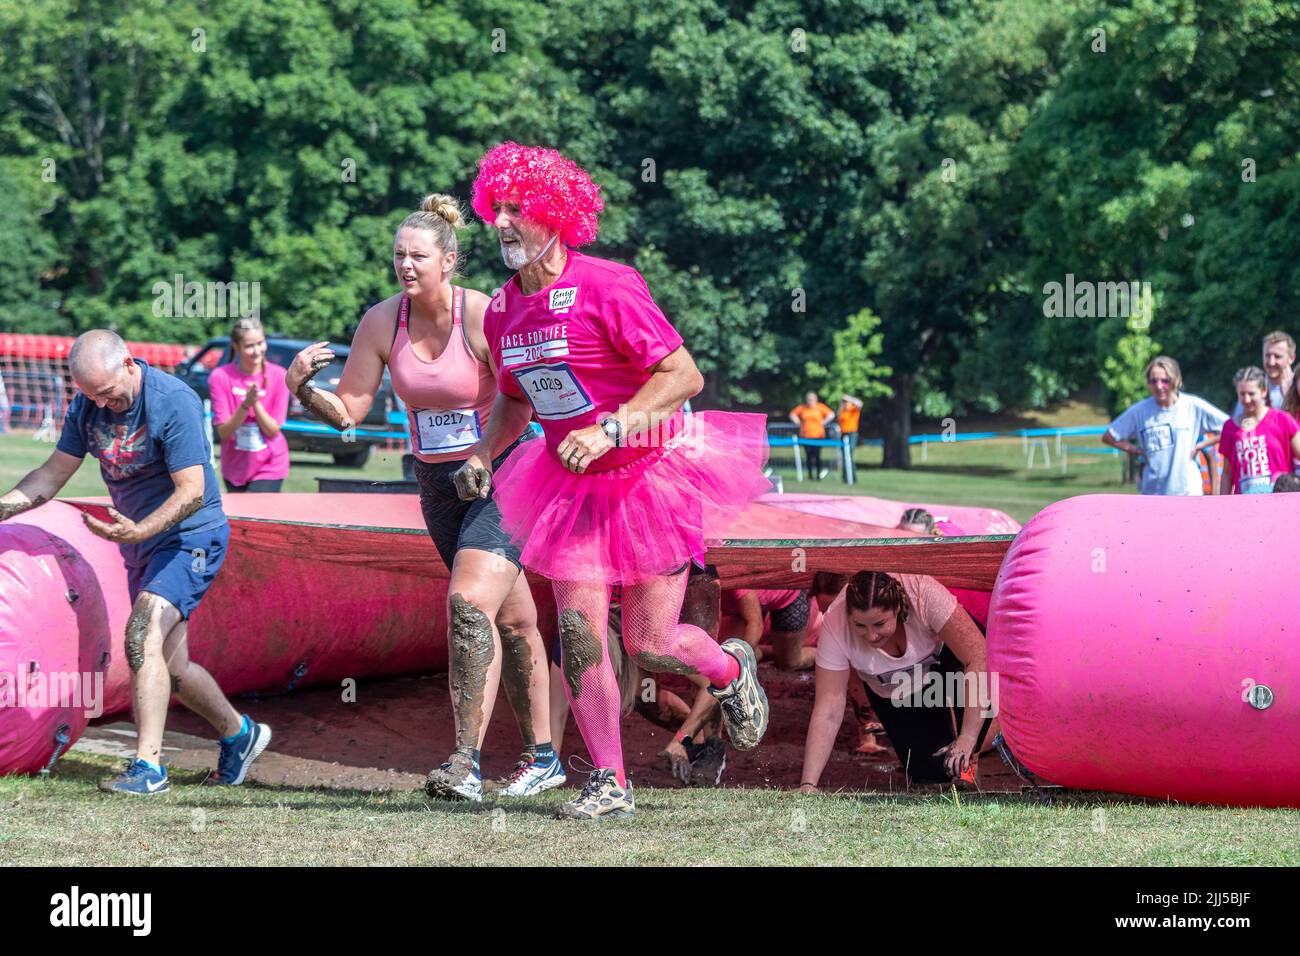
[208,316,290,493]
[1218,366,1300,494]
[719,588,815,671]
[800,571,995,791]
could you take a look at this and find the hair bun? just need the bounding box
[418,193,465,228]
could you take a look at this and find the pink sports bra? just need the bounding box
[387,286,497,463]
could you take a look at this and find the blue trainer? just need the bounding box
[204,715,272,786]
[99,758,170,796]
[499,751,567,797]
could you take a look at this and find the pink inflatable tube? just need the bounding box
[988,493,1300,808]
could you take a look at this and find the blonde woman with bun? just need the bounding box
[286,195,559,803]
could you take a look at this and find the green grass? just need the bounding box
[2,753,1295,866]
[773,437,1131,525]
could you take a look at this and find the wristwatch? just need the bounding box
[599,416,623,447]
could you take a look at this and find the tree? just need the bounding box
[803,307,892,408]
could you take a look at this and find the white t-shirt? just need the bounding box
[1107,393,1229,496]
[815,573,958,696]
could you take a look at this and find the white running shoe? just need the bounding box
[498,752,567,797]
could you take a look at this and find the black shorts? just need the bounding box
[414,439,527,572]
[224,478,283,493]
[862,644,963,785]
[769,590,810,632]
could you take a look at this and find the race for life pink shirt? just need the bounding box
[208,360,291,485]
[1218,408,1299,494]
[486,251,685,472]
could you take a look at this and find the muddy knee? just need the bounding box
[123,605,154,674]
[448,594,494,741]
[449,594,494,687]
[558,609,602,700]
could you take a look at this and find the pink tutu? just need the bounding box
[492,411,771,584]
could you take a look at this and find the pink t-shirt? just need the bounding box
[1218,408,1299,494]
[208,361,291,486]
[720,589,801,616]
[486,251,685,472]
[815,573,958,696]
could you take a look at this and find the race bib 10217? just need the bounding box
[413,408,481,454]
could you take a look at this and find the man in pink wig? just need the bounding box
[455,142,771,820]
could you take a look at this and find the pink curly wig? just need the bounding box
[471,142,604,247]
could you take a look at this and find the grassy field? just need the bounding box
[6,417,1285,868]
[3,752,1296,866]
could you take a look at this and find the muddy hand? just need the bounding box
[661,740,691,785]
[453,458,492,501]
[83,506,140,544]
[287,341,336,391]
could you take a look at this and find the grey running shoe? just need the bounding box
[709,638,769,751]
[554,768,635,821]
[424,750,483,803]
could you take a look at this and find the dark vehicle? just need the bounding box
[175,337,406,467]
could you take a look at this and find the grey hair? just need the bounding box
[70,330,129,378]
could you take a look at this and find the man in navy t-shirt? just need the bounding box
[0,330,271,795]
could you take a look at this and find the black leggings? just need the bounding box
[224,478,283,493]
[806,444,823,478]
[863,645,984,784]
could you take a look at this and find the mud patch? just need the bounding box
[497,624,535,747]
[633,651,697,677]
[124,599,154,673]
[448,594,494,748]
[558,608,602,700]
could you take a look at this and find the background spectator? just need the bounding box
[1102,356,1228,495]
[789,391,835,481]
[209,316,291,493]
[1234,331,1295,419]
[1219,366,1300,494]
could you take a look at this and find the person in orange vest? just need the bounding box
[789,391,835,480]
[837,394,863,450]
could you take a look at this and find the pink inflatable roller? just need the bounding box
[988,493,1300,808]
[0,504,127,775]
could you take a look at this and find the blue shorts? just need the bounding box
[126,524,230,619]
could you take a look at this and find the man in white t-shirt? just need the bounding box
[1103,355,1228,496]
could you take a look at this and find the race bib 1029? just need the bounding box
[513,362,595,420]
[413,408,481,454]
